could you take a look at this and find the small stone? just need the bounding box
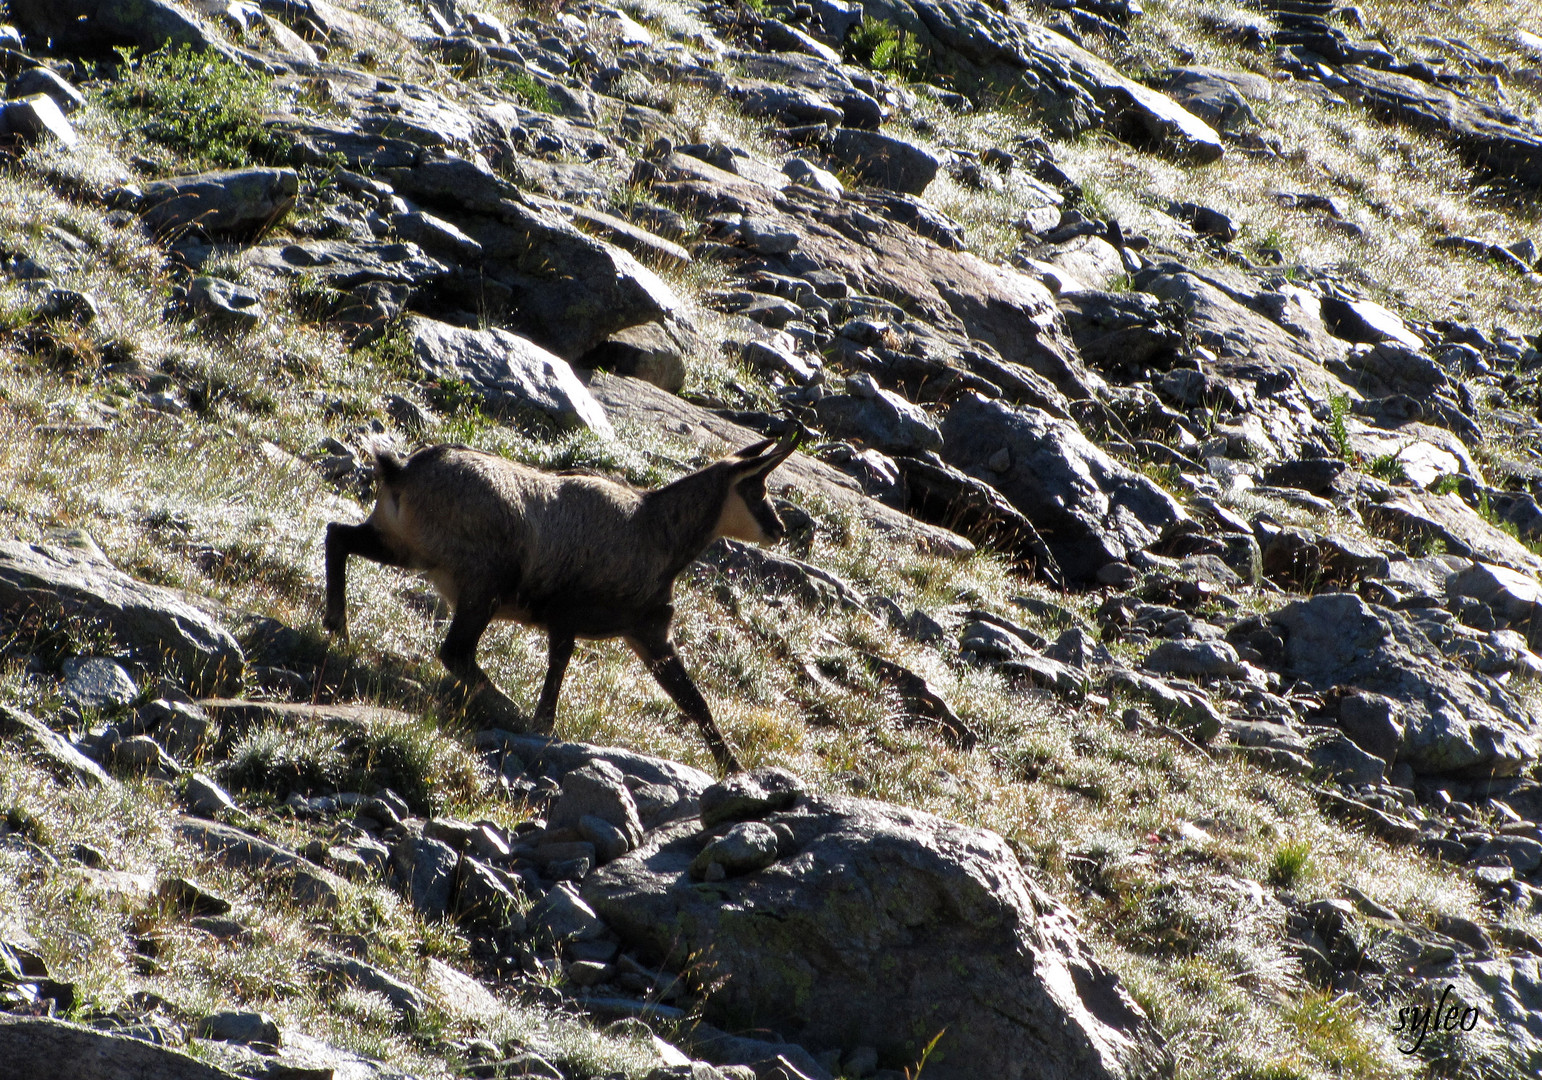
[184,772,236,817]
[577,814,632,863]
[111,735,171,775]
[158,876,232,916]
[188,276,263,330]
[195,1010,281,1046]
[140,698,213,761]
[61,656,139,711]
[547,761,644,841]
[7,67,86,114]
[1096,562,1138,588]
[528,883,606,942]
[565,959,611,987]
[700,767,804,827]
[690,821,780,879]
[0,93,77,147]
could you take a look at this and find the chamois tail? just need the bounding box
[359,436,407,486]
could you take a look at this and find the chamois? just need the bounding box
[322,429,802,772]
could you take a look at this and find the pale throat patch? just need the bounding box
[715,487,770,544]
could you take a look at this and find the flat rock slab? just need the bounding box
[198,697,414,752]
[583,371,971,556]
[0,705,113,787]
[481,730,714,799]
[178,816,348,908]
[1341,64,1542,189]
[584,793,1170,1079]
[244,240,448,290]
[0,541,244,695]
[642,152,1095,400]
[1267,593,1540,777]
[382,157,690,361]
[409,315,614,435]
[195,1029,431,1080]
[0,1014,241,1080]
[1021,24,1224,162]
[1369,492,1542,577]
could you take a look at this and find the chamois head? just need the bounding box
[714,429,801,545]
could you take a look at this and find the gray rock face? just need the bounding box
[188,276,263,330]
[195,1010,280,1047]
[0,541,243,695]
[1267,594,1540,777]
[393,835,459,921]
[1144,639,1244,678]
[408,316,614,436]
[546,760,644,841]
[529,882,607,942]
[827,129,942,195]
[140,169,300,239]
[813,379,943,455]
[940,394,1187,582]
[384,157,690,361]
[311,953,426,1024]
[1340,64,1542,189]
[0,1014,239,1080]
[7,0,217,54]
[584,794,1169,1079]
[8,68,86,114]
[1163,67,1268,133]
[178,817,346,908]
[689,821,780,878]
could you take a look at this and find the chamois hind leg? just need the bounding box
[627,625,742,773]
[323,521,402,640]
[530,631,574,736]
[437,585,524,729]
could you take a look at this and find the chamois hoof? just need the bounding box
[440,678,529,731]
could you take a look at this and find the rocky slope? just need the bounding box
[1,0,1542,1078]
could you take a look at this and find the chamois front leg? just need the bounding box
[323,521,401,641]
[530,631,575,736]
[628,623,742,773]
[437,586,524,729]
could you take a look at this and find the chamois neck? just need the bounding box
[643,464,733,576]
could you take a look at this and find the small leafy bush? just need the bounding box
[102,46,292,170]
[843,18,923,78]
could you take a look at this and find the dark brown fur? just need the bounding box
[322,432,799,771]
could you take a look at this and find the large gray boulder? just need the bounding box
[0,541,243,695]
[0,1014,240,1080]
[8,0,218,54]
[940,394,1187,582]
[827,128,942,195]
[1267,594,1541,777]
[408,317,614,436]
[383,157,691,362]
[139,169,300,240]
[584,794,1170,1079]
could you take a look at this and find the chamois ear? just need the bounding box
[731,426,801,480]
